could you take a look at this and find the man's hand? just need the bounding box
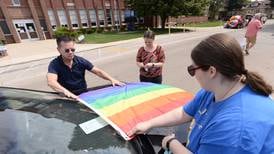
[110,79,125,86]
[63,89,79,99]
[47,73,78,100]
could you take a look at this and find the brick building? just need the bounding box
[0,0,127,44]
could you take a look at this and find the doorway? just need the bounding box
[13,19,39,41]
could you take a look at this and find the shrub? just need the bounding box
[120,25,127,32]
[96,28,104,33]
[78,28,87,34]
[53,27,80,40]
[86,28,96,34]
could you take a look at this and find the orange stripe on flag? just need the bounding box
[109,92,193,128]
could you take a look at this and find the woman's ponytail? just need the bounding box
[244,71,273,96]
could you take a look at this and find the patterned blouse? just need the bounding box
[136,45,165,77]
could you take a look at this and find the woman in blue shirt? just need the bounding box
[128,33,274,154]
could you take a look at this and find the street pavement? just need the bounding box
[0,20,273,143]
[0,20,273,97]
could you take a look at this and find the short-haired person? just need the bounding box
[244,13,263,55]
[136,30,165,84]
[47,36,124,99]
[129,33,274,154]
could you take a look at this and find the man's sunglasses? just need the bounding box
[187,65,209,76]
[64,48,76,53]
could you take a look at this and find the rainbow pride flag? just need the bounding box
[78,82,193,140]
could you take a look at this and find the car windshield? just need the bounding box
[0,88,138,154]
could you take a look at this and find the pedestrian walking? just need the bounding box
[129,33,274,154]
[244,13,263,55]
[136,30,165,84]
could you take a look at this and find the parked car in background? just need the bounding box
[245,14,254,25]
[0,41,7,57]
[0,87,159,154]
[260,13,267,24]
[224,15,246,29]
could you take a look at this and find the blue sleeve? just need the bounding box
[48,60,58,74]
[183,89,206,117]
[80,57,94,71]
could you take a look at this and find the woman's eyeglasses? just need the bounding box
[64,48,76,53]
[187,65,209,76]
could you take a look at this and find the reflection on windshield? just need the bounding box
[0,88,138,153]
[0,109,75,153]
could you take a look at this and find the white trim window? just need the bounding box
[57,10,68,28]
[114,10,119,25]
[69,10,79,29]
[89,10,97,27]
[120,10,125,24]
[12,0,20,6]
[47,10,57,30]
[79,10,88,28]
[106,9,112,26]
[98,10,105,27]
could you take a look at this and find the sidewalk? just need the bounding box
[0,26,227,67]
[0,38,142,67]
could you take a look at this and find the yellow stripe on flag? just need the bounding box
[101,87,184,116]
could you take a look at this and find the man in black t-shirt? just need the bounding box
[47,36,124,99]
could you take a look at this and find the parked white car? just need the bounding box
[0,43,7,56]
[261,14,267,24]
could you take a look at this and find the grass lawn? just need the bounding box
[83,28,189,44]
[184,21,225,27]
[84,31,144,44]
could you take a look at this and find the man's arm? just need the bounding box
[90,66,125,86]
[46,73,78,99]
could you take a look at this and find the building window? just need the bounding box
[12,0,20,6]
[79,10,88,28]
[98,10,105,27]
[139,17,144,23]
[113,10,119,25]
[89,10,97,27]
[47,10,57,30]
[105,1,111,7]
[69,10,79,29]
[39,19,48,31]
[106,9,112,25]
[0,21,11,34]
[120,10,125,24]
[57,10,68,28]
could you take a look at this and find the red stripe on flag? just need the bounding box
[119,100,189,133]
[108,93,193,133]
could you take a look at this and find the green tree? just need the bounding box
[227,0,248,11]
[208,0,224,20]
[271,0,274,7]
[126,0,209,29]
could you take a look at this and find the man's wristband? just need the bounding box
[166,137,177,150]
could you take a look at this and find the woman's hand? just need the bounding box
[144,63,154,68]
[127,122,152,137]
